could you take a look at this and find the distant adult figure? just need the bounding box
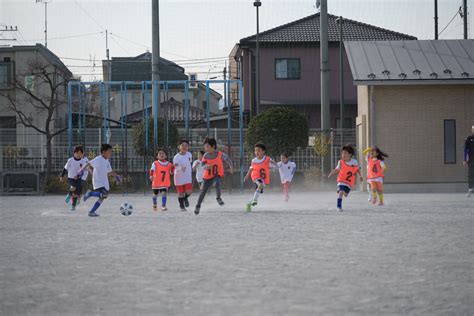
[463,126,474,197]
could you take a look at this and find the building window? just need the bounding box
[202,100,207,109]
[0,116,17,146]
[275,58,300,80]
[0,62,14,89]
[336,118,353,129]
[444,119,456,164]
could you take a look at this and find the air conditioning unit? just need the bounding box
[188,73,198,90]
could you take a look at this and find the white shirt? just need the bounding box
[173,151,193,185]
[277,161,296,183]
[336,158,359,188]
[89,155,113,190]
[192,160,204,183]
[64,157,89,180]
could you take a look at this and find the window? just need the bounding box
[0,116,16,146]
[0,62,14,89]
[444,119,456,164]
[275,58,300,80]
[202,100,207,109]
[336,118,353,129]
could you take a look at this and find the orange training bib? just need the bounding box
[203,151,225,180]
[251,156,271,185]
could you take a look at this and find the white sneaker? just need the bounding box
[337,207,343,212]
[467,189,472,197]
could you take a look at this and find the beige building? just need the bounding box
[345,40,474,192]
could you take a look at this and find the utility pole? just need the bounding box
[254,0,261,117]
[320,0,331,178]
[152,0,161,148]
[434,0,439,39]
[336,16,344,146]
[463,0,468,39]
[0,26,18,45]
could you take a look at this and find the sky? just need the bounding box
[1,0,472,84]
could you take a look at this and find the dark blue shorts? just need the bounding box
[337,185,351,195]
[68,178,84,195]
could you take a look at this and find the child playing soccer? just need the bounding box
[244,143,277,212]
[60,145,89,211]
[363,146,388,206]
[150,148,174,211]
[81,144,120,217]
[194,138,233,215]
[192,150,205,190]
[173,140,193,211]
[277,153,296,202]
[328,145,363,212]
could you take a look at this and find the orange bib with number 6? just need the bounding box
[251,156,271,185]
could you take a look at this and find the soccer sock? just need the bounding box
[178,197,185,208]
[337,198,342,209]
[72,197,78,206]
[372,191,377,201]
[252,190,261,202]
[378,193,384,203]
[90,200,102,213]
[162,196,167,206]
[152,196,157,206]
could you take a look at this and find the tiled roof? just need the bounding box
[240,13,416,45]
[344,40,474,85]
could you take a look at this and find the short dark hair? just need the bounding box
[155,148,167,157]
[254,142,266,152]
[179,139,189,145]
[199,150,205,156]
[101,144,113,153]
[204,137,217,149]
[73,145,84,154]
[341,145,355,156]
[280,153,289,158]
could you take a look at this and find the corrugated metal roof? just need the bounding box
[240,13,416,45]
[344,40,474,85]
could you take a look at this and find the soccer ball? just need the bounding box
[120,202,133,216]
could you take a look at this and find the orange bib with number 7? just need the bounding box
[251,156,271,185]
[151,161,173,188]
[337,159,359,187]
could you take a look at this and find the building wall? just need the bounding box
[359,84,474,186]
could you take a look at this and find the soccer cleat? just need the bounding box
[76,198,80,205]
[88,212,99,217]
[372,197,377,205]
[180,207,187,212]
[65,194,71,204]
[378,202,384,206]
[216,197,225,206]
[153,205,158,211]
[251,200,258,207]
[337,207,343,212]
[246,203,252,212]
[161,206,168,211]
[83,190,92,202]
[184,197,190,208]
[194,206,200,215]
[467,189,472,197]
[69,205,76,211]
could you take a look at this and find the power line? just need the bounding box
[438,6,462,36]
[20,31,103,42]
[72,0,105,31]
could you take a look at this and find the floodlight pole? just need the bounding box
[320,0,331,178]
[254,0,261,117]
[152,0,161,148]
[434,0,438,40]
[336,16,344,146]
[463,0,468,39]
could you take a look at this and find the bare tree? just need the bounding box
[0,58,71,183]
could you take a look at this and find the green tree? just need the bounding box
[132,117,179,157]
[246,107,309,157]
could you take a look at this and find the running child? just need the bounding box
[81,144,120,217]
[173,140,193,211]
[363,146,388,206]
[192,150,205,190]
[244,143,277,212]
[150,148,174,211]
[194,138,233,215]
[328,145,363,212]
[60,145,89,211]
[277,153,296,202]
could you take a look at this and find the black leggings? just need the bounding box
[196,177,221,208]
[469,161,474,189]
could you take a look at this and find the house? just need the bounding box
[0,44,73,148]
[344,39,474,192]
[100,52,222,123]
[229,13,416,130]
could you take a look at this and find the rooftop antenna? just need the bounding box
[35,0,51,48]
[314,0,321,11]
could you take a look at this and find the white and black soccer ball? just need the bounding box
[120,202,133,216]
